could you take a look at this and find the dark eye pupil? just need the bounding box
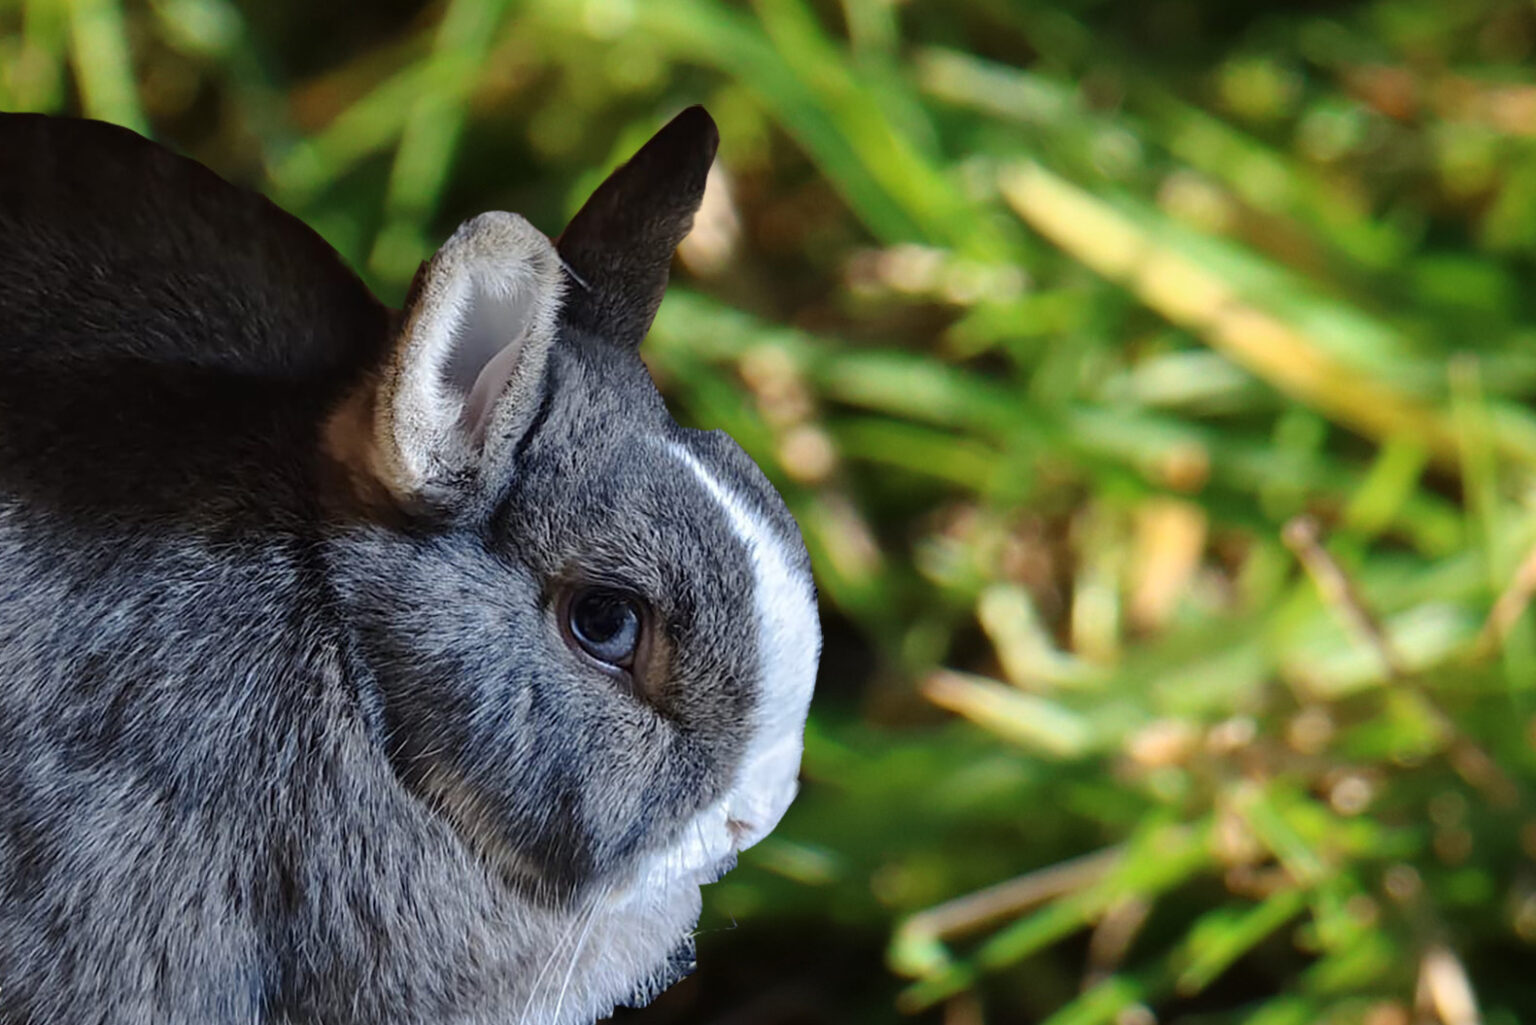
[569,590,641,666]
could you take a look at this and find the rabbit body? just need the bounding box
[0,111,818,1025]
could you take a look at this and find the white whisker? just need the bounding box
[549,886,607,1025]
[517,899,585,1025]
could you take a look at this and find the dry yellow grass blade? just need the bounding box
[1129,498,1207,633]
[922,669,1094,757]
[998,162,1469,470]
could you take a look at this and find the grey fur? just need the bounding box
[0,107,819,1025]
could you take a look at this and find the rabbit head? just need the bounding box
[322,108,821,1017]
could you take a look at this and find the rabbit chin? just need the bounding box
[518,778,779,1022]
[514,845,718,1023]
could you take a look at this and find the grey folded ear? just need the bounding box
[345,212,565,506]
[556,105,718,347]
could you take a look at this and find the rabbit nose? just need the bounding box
[724,733,803,851]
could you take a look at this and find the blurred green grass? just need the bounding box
[7,0,1536,1022]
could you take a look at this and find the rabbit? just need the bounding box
[0,105,820,1025]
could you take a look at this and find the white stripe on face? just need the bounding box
[665,441,820,849]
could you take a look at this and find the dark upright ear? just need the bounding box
[555,106,718,347]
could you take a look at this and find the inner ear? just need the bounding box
[451,275,542,442]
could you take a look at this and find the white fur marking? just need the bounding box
[664,442,820,849]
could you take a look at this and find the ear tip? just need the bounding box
[666,105,720,162]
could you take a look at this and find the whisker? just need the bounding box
[517,900,585,1025]
[549,886,608,1025]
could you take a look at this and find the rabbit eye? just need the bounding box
[567,588,642,668]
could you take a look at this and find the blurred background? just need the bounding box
[7,0,1536,1021]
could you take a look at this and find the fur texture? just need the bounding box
[0,108,820,1024]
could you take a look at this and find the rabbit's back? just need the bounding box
[0,113,396,520]
[0,113,387,376]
